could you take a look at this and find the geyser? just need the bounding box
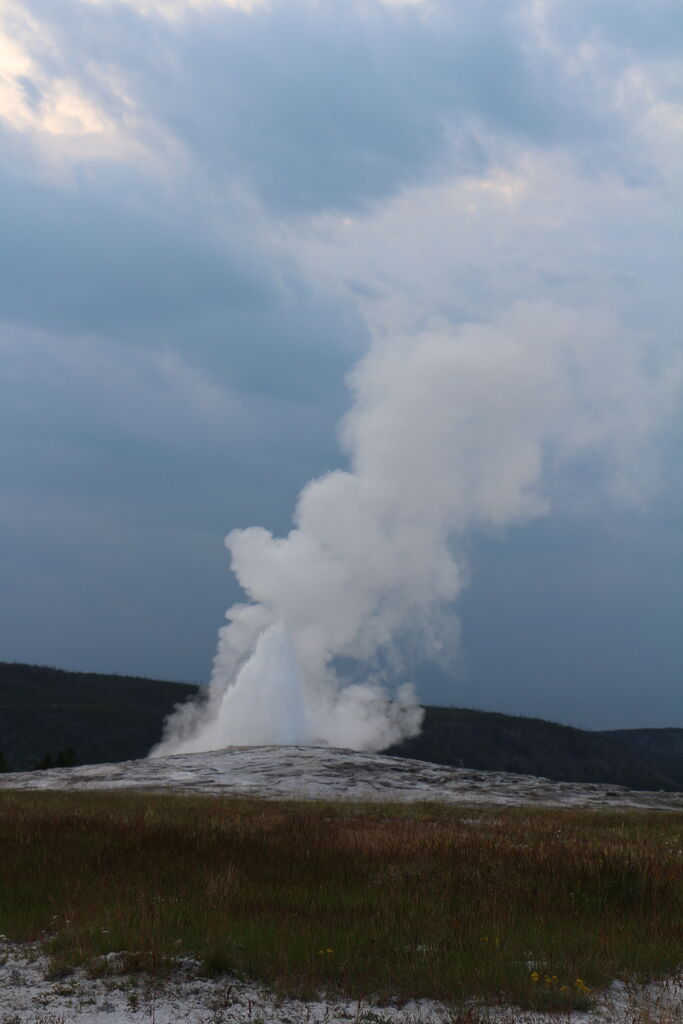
[152,301,676,757]
[197,623,313,749]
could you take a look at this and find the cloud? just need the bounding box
[7,0,640,215]
[0,130,273,329]
[0,113,367,409]
[0,324,241,441]
[289,145,682,351]
[544,0,683,59]
[81,0,267,18]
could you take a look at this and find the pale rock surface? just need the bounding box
[1,745,683,810]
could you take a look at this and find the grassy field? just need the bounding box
[0,791,682,1012]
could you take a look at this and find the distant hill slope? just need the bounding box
[595,728,683,789]
[1,662,682,791]
[0,662,199,770]
[385,706,683,792]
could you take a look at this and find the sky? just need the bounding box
[0,0,681,730]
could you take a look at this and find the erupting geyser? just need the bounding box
[195,623,314,750]
[152,301,676,757]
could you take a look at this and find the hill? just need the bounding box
[0,661,681,790]
[385,705,683,791]
[595,727,683,788]
[0,662,199,771]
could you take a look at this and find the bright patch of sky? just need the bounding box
[0,0,681,728]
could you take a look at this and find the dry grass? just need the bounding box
[0,790,682,1011]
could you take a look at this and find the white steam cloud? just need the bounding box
[152,301,679,756]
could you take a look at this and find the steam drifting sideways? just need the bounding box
[152,301,679,757]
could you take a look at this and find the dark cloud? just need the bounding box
[24,0,622,214]
[0,121,368,408]
[0,138,272,332]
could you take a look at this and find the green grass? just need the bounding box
[0,791,682,1011]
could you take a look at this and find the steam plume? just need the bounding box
[152,301,677,756]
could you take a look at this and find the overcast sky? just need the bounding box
[1,0,681,729]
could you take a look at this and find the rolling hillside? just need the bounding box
[385,705,683,791]
[0,662,199,771]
